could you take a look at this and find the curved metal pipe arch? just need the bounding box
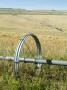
[14,33,42,77]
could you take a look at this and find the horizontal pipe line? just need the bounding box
[20,58,67,66]
[0,56,67,66]
[0,56,14,61]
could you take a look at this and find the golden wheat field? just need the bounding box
[0,14,67,59]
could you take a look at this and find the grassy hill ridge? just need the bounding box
[0,8,67,15]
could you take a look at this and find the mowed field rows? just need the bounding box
[0,14,67,59]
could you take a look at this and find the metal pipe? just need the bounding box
[0,56,67,66]
[19,58,67,66]
[0,56,14,61]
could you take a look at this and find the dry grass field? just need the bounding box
[0,11,67,89]
[0,14,67,59]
